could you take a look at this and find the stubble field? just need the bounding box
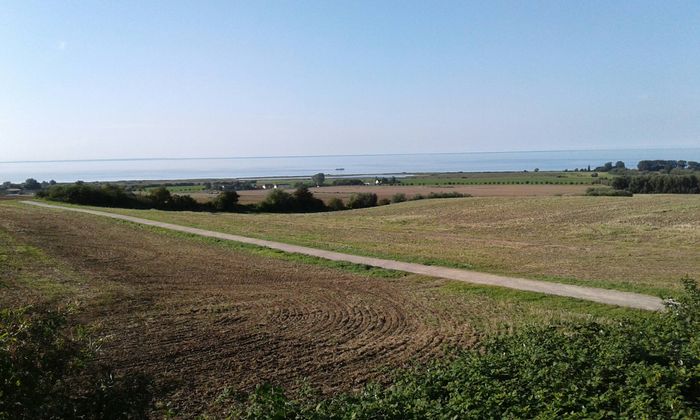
[53,195,700,295]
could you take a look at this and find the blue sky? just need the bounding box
[1,1,699,160]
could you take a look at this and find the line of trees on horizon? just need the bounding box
[35,182,470,214]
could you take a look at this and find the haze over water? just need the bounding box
[2,148,699,183]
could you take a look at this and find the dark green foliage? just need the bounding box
[293,186,326,212]
[148,186,173,209]
[145,187,199,210]
[38,183,334,214]
[638,160,691,172]
[0,307,152,419]
[257,187,326,213]
[347,193,377,209]
[612,174,700,194]
[257,189,296,212]
[585,187,633,197]
[225,279,700,419]
[391,193,407,203]
[375,176,400,185]
[37,183,146,208]
[212,191,240,212]
[23,178,41,190]
[594,161,614,172]
[326,197,346,211]
[426,191,470,199]
[331,179,365,186]
[311,173,325,186]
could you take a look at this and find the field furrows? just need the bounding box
[0,205,476,413]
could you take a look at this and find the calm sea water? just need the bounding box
[2,148,699,183]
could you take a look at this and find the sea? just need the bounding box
[2,148,699,183]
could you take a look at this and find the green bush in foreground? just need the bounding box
[0,307,152,419]
[224,279,699,419]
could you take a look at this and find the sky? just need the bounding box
[1,1,699,161]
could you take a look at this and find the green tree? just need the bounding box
[24,178,41,190]
[311,173,325,186]
[347,193,377,209]
[327,197,346,211]
[212,191,239,211]
[148,187,172,209]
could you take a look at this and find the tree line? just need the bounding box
[612,174,700,194]
[36,183,470,213]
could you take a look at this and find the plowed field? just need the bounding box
[0,202,637,415]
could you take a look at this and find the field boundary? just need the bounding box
[22,200,664,311]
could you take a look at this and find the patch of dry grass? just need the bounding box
[27,195,699,294]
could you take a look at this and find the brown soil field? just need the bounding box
[0,202,636,415]
[0,204,460,414]
[186,184,588,205]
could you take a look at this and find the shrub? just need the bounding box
[347,193,377,209]
[391,193,407,203]
[585,187,633,197]
[257,187,327,213]
[292,186,326,212]
[331,179,365,186]
[257,189,296,212]
[426,192,470,199]
[378,198,391,206]
[326,197,346,211]
[212,191,240,212]
[0,307,152,418]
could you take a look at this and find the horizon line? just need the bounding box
[1,145,698,164]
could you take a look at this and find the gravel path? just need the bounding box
[22,201,664,311]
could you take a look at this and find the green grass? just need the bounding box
[0,229,79,302]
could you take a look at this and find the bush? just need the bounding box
[427,192,470,199]
[327,197,346,211]
[212,191,240,212]
[226,279,700,418]
[257,189,296,212]
[331,179,365,186]
[347,193,377,209]
[391,193,407,203]
[257,187,327,213]
[378,198,391,206]
[292,186,326,212]
[585,187,633,197]
[0,307,152,418]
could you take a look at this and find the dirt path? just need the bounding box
[22,201,664,311]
